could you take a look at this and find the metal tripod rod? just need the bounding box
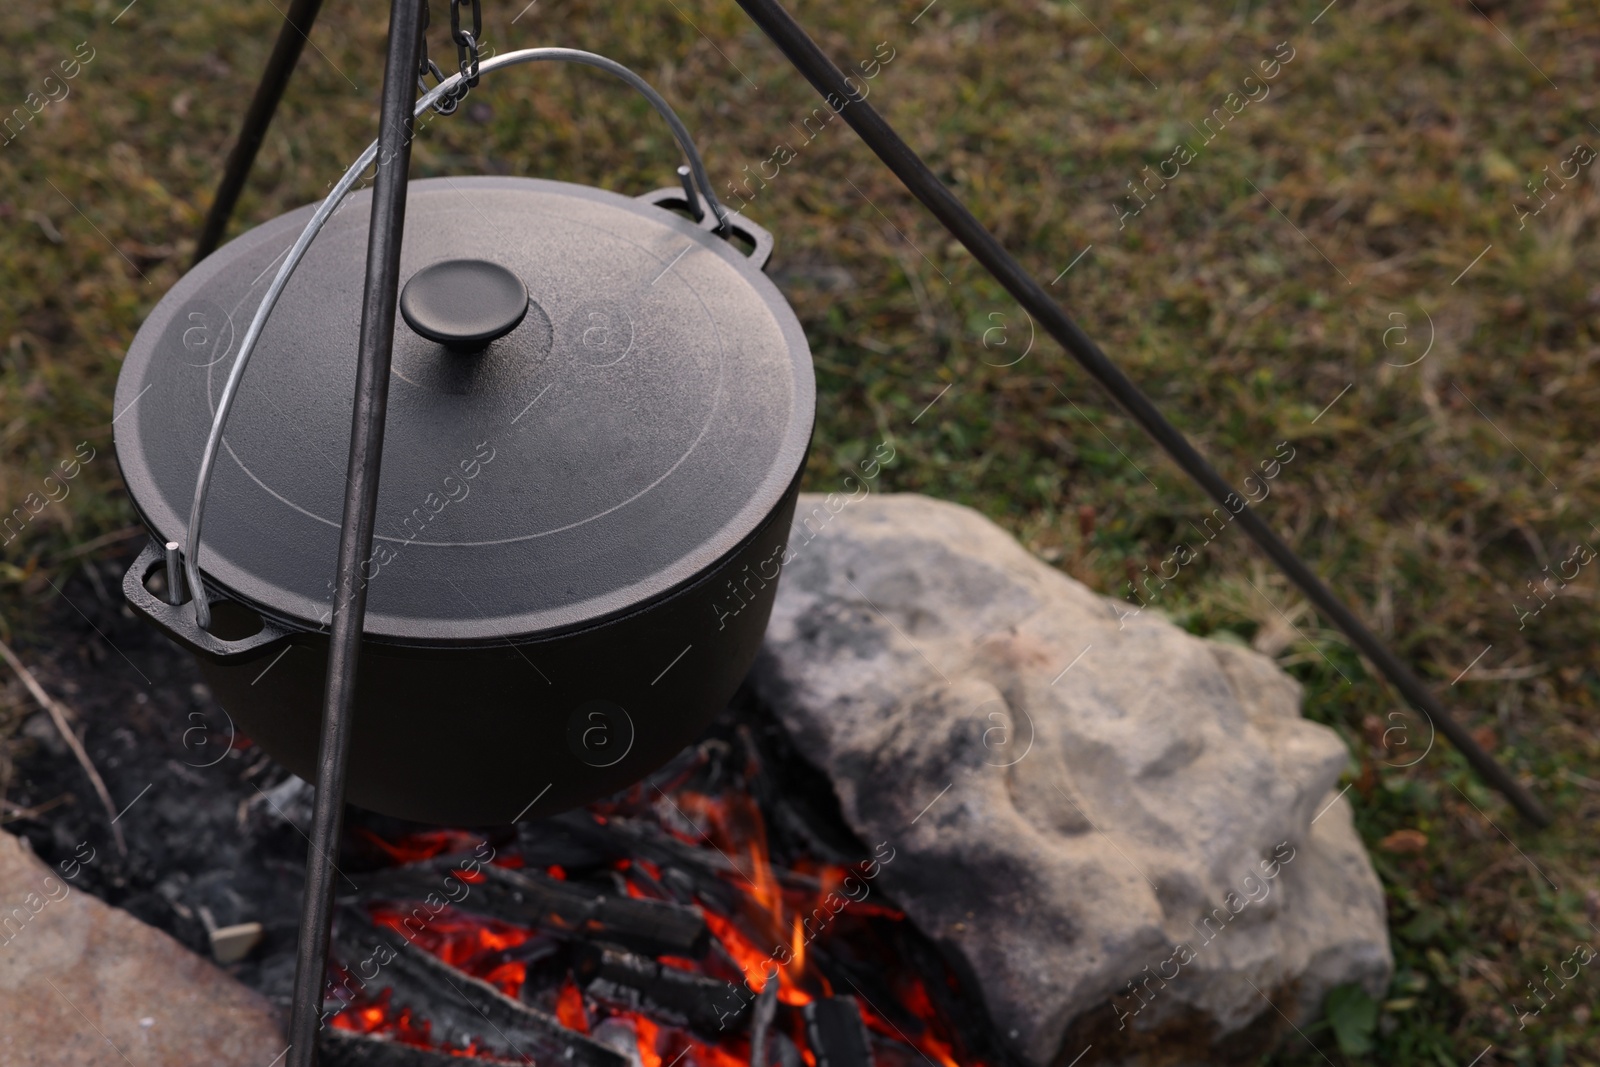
[283,2,426,1065]
[193,0,326,265]
[732,0,1550,827]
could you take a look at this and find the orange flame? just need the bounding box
[347,776,984,1067]
[790,916,806,975]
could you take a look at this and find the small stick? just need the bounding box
[1,794,73,822]
[52,524,146,561]
[0,635,127,856]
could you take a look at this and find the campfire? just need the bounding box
[314,716,991,1067]
[4,563,1011,1067]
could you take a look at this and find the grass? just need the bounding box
[1,0,1598,1063]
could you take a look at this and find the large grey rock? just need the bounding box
[0,830,285,1066]
[752,493,1391,1067]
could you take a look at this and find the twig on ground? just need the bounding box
[0,636,127,855]
[53,525,146,561]
[1,793,73,822]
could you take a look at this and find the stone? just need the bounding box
[0,829,286,1066]
[751,493,1392,1067]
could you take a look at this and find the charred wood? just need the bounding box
[747,978,779,1067]
[803,997,873,1067]
[574,942,750,1035]
[329,908,626,1067]
[515,812,627,870]
[318,1027,523,1067]
[351,861,709,959]
[480,864,710,959]
[772,1034,804,1067]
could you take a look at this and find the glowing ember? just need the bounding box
[330,745,988,1066]
[329,989,437,1050]
[555,976,590,1033]
[628,1013,751,1067]
[357,828,483,864]
[483,960,527,998]
[369,903,532,990]
[633,1014,662,1067]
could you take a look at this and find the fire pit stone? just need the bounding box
[751,493,1392,1067]
[0,829,285,1066]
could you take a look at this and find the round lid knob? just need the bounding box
[399,258,530,351]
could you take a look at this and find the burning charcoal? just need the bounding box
[354,861,710,959]
[574,943,749,1035]
[555,819,743,914]
[482,865,710,959]
[599,816,740,881]
[330,909,627,1067]
[772,1033,804,1067]
[319,1028,522,1067]
[669,861,742,917]
[516,812,628,869]
[342,864,474,916]
[621,860,678,904]
[802,951,909,1037]
[660,866,705,907]
[604,814,827,895]
[747,977,779,1067]
[590,1018,646,1067]
[803,997,873,1067]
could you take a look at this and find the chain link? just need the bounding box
[450,0,483,88]
[417,0,482,115]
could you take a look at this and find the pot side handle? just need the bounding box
[636,186,775,272]
[122,541,295,666]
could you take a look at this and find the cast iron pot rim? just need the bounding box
[127,453,808,657]
[114,176,815,646]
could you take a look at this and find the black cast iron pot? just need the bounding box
[113,175,814,825]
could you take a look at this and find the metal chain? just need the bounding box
[417,0,481,115]
[450,0,483,88]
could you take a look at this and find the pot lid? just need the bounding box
[114,177,814,645]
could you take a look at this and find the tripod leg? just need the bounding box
[282,1,426,1064]
[732,0,1551,828]
[192,0,327,266]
